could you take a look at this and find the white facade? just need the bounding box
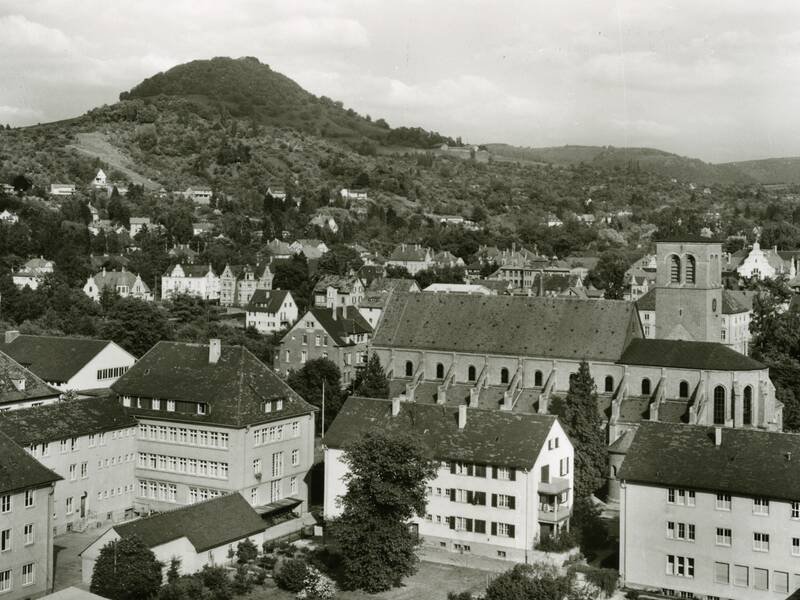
[245,292,298,335]
[55,342,136,392]
[83,271,153,303]
[161,265,220,300]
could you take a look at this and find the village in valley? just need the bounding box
[3,4,800,600]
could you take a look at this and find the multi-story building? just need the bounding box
[324,396,574,562]
[12,257,55,290]
[735,240,798,281]
[289,239,329,260]
[112,340,317,513]
[161,264,220,300]
[0,430,61,599]
[0,397,137,535]
[0,333,137,393]
[277,307,372,386]
[386,244,435,275]
[0,350,61,412]
[313,274,365,309]
[83,268,153,302]
[245,289,298,334]
[619,422,800,600]
[219,264,274,307]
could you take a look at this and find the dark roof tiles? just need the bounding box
[619,338,765,371]
[0,430,61,494]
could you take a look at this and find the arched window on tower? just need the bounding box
[641,378,651,396]
[534,370,543,387]
[436,363,444,379]
[405,360,413,377]
[669,254,681,283]
[686,255,696,284]
[500,368,509,384]
[743,386,753,426]
[679,380,689,398]
[467,365,476,382]
[714,385,726,425]
[604,375,614,393]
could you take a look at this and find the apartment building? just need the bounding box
[161,264,220,300]
[619,422,800,600]
[83,269,153,303]
[245,289,298,334]
[324,396,574,562]
[312,274,365,309]
[219,264,274,307]
[112,340,316,513]
[0,397,137,535]
[0,333,136,393]
[0,431,61,600]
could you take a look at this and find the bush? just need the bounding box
[236,538,258,564]
[199,566,232,600]
[297,565,336,600]
[232,565,253,595]
[535,529,578,552]
[447,593,474,600]
[274,558,308,592]
[571,565,618,598]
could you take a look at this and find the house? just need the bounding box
[246,289,298,334]
[87,204,99,223]
[219,264,274,307]
[487,262,571,290]
[168,245,198,264]
[0,348,61,412]
[129,217,151,237]
[0,430,61,600]
[433,250,466,270]
[13,257,55,290]
[0,332,137,392]
[736,241,797,280]
[576,213,596,225]
[161,264,220,301]
[339,188,368,201]
[80,493,269,584]
[265,239,293,260]
[324,396,574,561]
[367,277,421,294]
[387,244,435,275]
[0,210,19,224]
[267,186,287,201]
[0,397,137,535]
[545,214,563,228]
[289,239,329,260]
[619,422,800,600]
[435,215,480,231]
[112,340,317,512]
[91,169,107,189]
[49,183,76,196]
[277,307,372,386]
[183,187,213,205]
[313,274,365,309]
[310,214,339,234]
[358,291,390,329]
[424,283,495,295]
[192,221,214,237]
[83,268,153,303]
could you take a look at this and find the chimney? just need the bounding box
[714,426,722,446]
[391,396,401,417]
[458,404,468,429]
[4,330,20,344]
[209,339,221,364]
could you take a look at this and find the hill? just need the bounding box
[723,157,800,185]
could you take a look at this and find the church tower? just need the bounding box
[654,237,723,343]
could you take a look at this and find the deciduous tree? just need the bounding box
[353,353,389,398]
[90,535,163,600]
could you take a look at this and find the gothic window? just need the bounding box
[436,363,444,379]
[743,386,753,426]
[679,380,689,398]
[534,370,543,387]
[714,386,726,425]
[500,368,509,384]
[604,375,614,393]
[405,361,413,377]
[686,255,696,284]
[712,298,718,312]
[641,378,651,396]
[669,254,681,283]
[467,365,476,382]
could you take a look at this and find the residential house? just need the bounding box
[49,184,76,197]
[277,307,372,386]
[386,244,435,275]
[289,239,329,260]
[192,222,214,237]
[324,396,574,561]
[619,422,800,600]
[0,210,19,224]
[183,187,213,205]
[545,214,563,228]
[80,493,271,584]
[0,332,137,393]
[161,264,220,300]
[736,241,797,280]
[129,217,151,237]
[313,274,365,309]
[435,215,480,231]
[367,277,421,294]
[112,340,317,513]
[168,245,199,264]
[0,397,137,535]
[265,239,293,260]
[83,268,153,303]
[358,291,390,329]
[0,349,61,412]
[0,430,61,600]
[246,290,298,334]
[87,204,99,223]
[432,250,466,270]
[487,262,572,290]
[339,188,368,201]
[267,186,287,201]
[12,257,54,290]
[91,169,107,189]
[219,264,274,307]
[310,214,339,234]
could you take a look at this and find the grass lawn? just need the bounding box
[250,561,491,600]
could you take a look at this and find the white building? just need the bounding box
[245,289,298,334]
[84,269,153,303]
[424,283,495,295]
[91,169,107,189]
[0,332,137,393]
[339,188,368,201]
[49,184,76,196]
[129,217,151,237]
[736,241,796,280]
[12,257,55,290]
[0,210,19,224]
[161,264,220,300]
[183,188,213,205]
[324,396,574,562]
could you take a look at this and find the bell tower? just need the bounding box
[654,237,723,344]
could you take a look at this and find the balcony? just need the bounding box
[539,477,570,495]
[538,502,571,524]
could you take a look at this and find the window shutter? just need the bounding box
[491,493,497,508]
[509,468,516,481]
[509,495,516,510]
[466,518,473,532]
[450,489,456,502]
[449,517,456,530]
[491,522,497,536]
[492,466,498,479]
[450,461,456,474]
[475,464,486,478]
[466,491,473,504]
[508,525,515,539]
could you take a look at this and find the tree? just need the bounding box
[483,564,572,600]
[287,358,342,431]
[100,297,173,356]
[166,557,181,583]
[353,353,389,398]
[413,265,465,289]
[273,253,312,312]
[330,429,437,592]
[236,538,258,564]
[551,361,607,497]
[587,249,628,300]
[317,244,364,276]
[384,264,412,279]
[90,535,163,600]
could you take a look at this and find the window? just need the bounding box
[167,400,175,412]
[253,459,261,474]
[534,370,543,386]
[23,524,33,545]
[270,480,281,502]
[559,457,569,476]
[24,490,34,507]
[291,449,299,466]
[0,570,10,592]
[753,567,768,591]
[492,522,514,538]
[641,378,651,396]
[733,564,749,587]
[753,532,770,552]
[300,350,307,364]
[66,497,73,515]
[669,254,681,283]
[290,476,298,495]
[80,462,88,479]
[714,562,729,585]
[292,421,300,437]
[500,368,509,384]
[679,380,689,398]
[775,571,789,594]
[405,361,413,377]
[715,528,731,546]
[604,375,614,393]
[715,493,731,510]
[721,329,727,341]
[685,255,696,284]
[22,563,34,586]
[712,298,718,312]
[272,452,284,477]
[69,464,76,481]
[250,487,258,505]
[0,495,8,513]
[666,555,694,578]
[467,365,476,382]
[0,529,9,551]
[793,537,800,556]
[436,363,445,379]
[743,386,752,425]
[793,501,800,519]
[713,386,726,424]
[753,497,769,515]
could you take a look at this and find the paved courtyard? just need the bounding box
[53,530,100,591]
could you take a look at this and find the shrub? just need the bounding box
[236,538,258,564]
[198,566,232,600]
[275,558,308,592]
[571,565,618,598]
[232,565,253,595]
[447,592,474,600]
[297,565,336,600]
[536,529,578,552]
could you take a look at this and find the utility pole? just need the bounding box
[321,379,325,440]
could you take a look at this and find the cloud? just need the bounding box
[0,104,45,123]
[268,17,369,49]
[0,14,77,55]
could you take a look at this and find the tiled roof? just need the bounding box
[636,289,751,315]
[0,396,136,445]
[247,289,290,314]
[373,292,641,362]
[112,341,316,427]
[619,422,800,501]
[367,277,418,293]
[635,288,656,311]
[0,430,61,494]
[724,289,757,312]
[112,493,265,552]
[165,264,214,277]
[324,396,556,469]
[307,307,372,346]
[388,244,429,262]
[654,235,722,243]
[91,270,150,294]
[618,338,764,371]
[314,275,361,294]
[0,335,120,384]
[0,348,61,405]
[359,291,389,309]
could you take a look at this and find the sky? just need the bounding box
[1,0,799,163]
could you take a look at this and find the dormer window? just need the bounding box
[197,403,207,416]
